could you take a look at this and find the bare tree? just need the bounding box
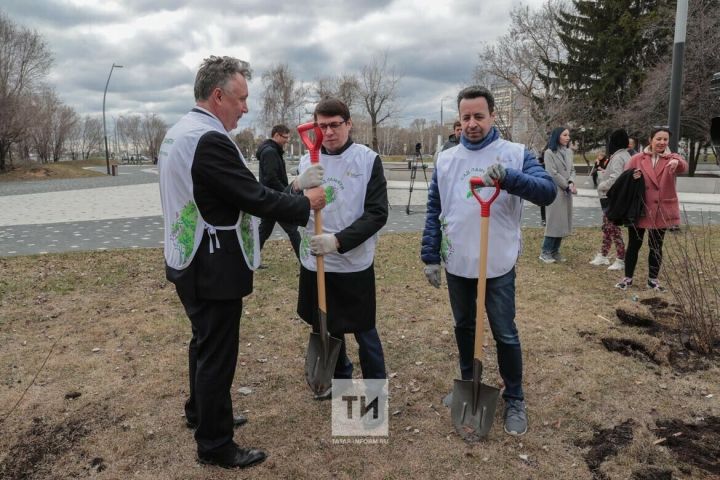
[260,63,308,130]
[29,86,58,163]
[359,52,403,152]
[117,114,144,158]
[76,116,103,160]
[314,74,360,113]
[52,105,78,162]
[234,128,259,160]
[475,1,570,150]
[142,112,167,161]
[0,13,53,170]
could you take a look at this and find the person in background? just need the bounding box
[442,121,462,151]
[539,127,576,263]
[589,129,631,270]
[615,126,688,291]
[628,137,639,156]
[257,124,301,260]
[590,152,608,188]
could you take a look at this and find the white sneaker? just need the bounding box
[589,253,610,266]
[607,259,625,271]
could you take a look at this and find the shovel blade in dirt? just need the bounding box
[304,311,342,397]
[450,366,500,441]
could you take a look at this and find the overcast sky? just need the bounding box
[3,0,545,132]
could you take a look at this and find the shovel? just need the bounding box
[297,122,342,398]
[450,176,501,441]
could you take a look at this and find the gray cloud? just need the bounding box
[1,0,544,129]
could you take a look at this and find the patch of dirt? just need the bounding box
[0,403,122,479]
[631,465,673,480]
[577,419,636,479]
[611,298,715,372]
[601,337,670,366]
[653,416,720,475]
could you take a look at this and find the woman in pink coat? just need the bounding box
[615,126,688,291]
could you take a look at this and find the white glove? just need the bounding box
[482,163,506,186]
[295,164,325,190]
[310,234,338,255]
[424,264,441,288]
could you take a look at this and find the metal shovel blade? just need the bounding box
[450,366,500,441]
[304,315,342,397]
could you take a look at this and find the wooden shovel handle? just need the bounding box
[315,209,326,312]
[468,177,499,360]
[474,215,489,358]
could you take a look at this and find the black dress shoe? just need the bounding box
[198,446,267,469]
[185,414,248,429]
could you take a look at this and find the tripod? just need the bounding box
[406,150,429,215]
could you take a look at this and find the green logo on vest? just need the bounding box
[240,212,254,265]
[172,201,198,263]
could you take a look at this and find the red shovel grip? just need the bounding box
[297,122,324,163]
[469,177,501,217]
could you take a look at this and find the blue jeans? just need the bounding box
[333,328,387,379]
[541,236,562,255]
[446,268,523,401]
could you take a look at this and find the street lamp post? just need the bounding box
[103,63,123,175]
[440,95,454,127]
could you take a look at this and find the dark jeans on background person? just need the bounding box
[258,218,301,258]
[333,328,387,379]
[541,236,562,254]
[446,268,523,401]
[180,295,243,456]
[540,206,546,224]
[624,226,666,279]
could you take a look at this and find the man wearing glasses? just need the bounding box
[293,98,389,399]
[257,124,301,260]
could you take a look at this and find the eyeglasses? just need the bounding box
[316,121,346,132]
[279,134,290,139]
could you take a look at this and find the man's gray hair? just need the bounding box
[194,56,253,101]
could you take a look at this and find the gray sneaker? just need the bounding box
[552,252,567,263]
[538,252,556,264]
[503,399,528,436]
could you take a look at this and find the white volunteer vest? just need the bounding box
[436,139,525,279]
[158,108,260,271]
[298,143,377,273]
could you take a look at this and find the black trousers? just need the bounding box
[625,227,666,280]
[179,294,243,455]
[258,218,301,258]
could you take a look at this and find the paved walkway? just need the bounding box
[1,165,718,257]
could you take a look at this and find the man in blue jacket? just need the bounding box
[421,86,556,436]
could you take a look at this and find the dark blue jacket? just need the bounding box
[421,128,556,265]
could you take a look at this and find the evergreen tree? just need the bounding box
[543,0,673,136]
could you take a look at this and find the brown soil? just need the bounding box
[607,298,715,372]
[653,416,720,476]
[577,419,635,479]
[1,229,719,479]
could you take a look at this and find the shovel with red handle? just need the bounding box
[450,176,502,441]
[298,122,342,398]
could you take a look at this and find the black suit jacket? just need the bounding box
[167,125,310,300]
[256,139,289,192]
